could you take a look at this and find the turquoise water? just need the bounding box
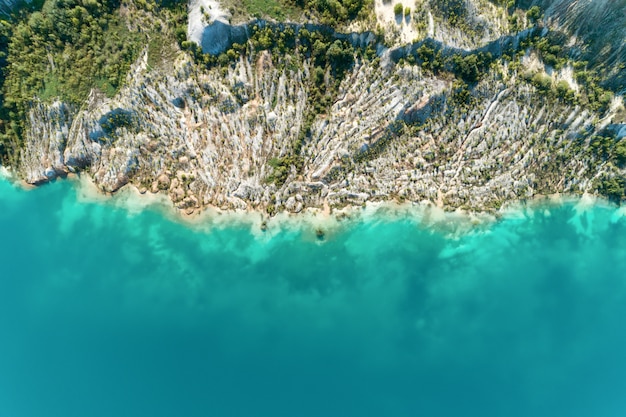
[1,178,626,417]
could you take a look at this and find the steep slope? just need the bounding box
[517,0,626,91]
[2,0,626,215]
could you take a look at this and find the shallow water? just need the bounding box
[1,178,626,417]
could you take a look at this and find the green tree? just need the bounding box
[555,80,575,102]
[615,140,626,167]
[526,6,542,23]
[531,72,552,92]
[596,176,625,202]
[416,43,443,73]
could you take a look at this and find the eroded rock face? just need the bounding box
[20,101,72,184]
[17,35,624,213]
[0,0,26,15]
[21,50,307,208]
[9,0,626,215]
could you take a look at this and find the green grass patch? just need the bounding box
[147,32,180,70]
[243,0,293,20]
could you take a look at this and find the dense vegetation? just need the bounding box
[0,19,11,161]
[291,0,371,25]
[429,0,467,25]
[225,0,372,26]
[0,0,147,163]
[0,0,189,164]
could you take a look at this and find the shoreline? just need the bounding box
[1,169,621,237]
[70,174,501,237]
[62,175,626,237]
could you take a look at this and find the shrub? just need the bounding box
[394,3,403,16]
[431,0,466,24]
[555,80,575,102]
[596,176,626,202]
[305,0,371,25]
[416,43,443,73]
[99,109,139,137]
[526,6,542,23]
[451,52,492,83]
[615,140,626,167]
[531,72,552,92]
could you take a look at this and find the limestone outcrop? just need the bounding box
[17,41,625,214]
[12,0,626,214]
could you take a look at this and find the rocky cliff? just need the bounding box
[8,0,626,214]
